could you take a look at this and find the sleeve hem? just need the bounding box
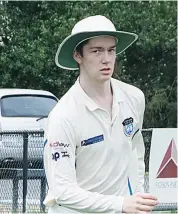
[113,195,124,213]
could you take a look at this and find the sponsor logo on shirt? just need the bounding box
[61,151,70,158]
[81,134,104,146]
[52,152,60,161]
[49,141,70,148]
[122,117,134,137]
[52,150,70,161]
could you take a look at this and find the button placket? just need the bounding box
[110,103,120,135]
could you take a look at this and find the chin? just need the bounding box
[98,75,112,82]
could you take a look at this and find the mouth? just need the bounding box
[100,68,111,75]
[100,68,110,71]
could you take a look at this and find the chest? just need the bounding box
[76,101,139,157]
[96,97,113,119]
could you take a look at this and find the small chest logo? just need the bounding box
[81,135,104,146]
[122,117,134,137]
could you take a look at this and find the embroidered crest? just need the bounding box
[122,117,134,137]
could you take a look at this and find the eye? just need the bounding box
[109,48,116,53]
[92,50,100,53]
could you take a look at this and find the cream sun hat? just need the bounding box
[55,15,138,70]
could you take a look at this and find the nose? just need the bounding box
[101,51,110,64]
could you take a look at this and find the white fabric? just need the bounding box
[71,15,116,34]
[43,78,145,213]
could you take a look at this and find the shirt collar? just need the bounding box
[74,77,125,112]
[111,78,125,104]
[74,78,99,111]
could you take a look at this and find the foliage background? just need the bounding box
[0,1,177,128]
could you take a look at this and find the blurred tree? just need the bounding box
[0,1,177,128]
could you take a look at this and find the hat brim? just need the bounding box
[55,31,138,70]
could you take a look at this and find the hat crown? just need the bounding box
[71,15,116,34]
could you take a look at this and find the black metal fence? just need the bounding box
[0,130,177,213]
[0,131,45,213]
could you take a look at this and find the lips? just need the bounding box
[100,68,111,75]
[100,68,110,71]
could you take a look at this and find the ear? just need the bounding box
[73,51,82,64]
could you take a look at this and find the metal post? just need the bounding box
[23,132,28,213]
[40,177,46,212]
[12,178,19,213]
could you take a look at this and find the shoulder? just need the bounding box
[113,78,144,99]
[48,85,78,125]
[112,78,145,110]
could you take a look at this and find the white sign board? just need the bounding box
[149,128,178,203]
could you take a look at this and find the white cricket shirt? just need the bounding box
[43,78,145,213]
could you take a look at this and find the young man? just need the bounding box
[43,15,159,213]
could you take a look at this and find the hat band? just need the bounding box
[73,34,118,53]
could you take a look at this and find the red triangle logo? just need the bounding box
[156,138,178,178]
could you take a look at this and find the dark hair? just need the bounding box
[75,39,89,57]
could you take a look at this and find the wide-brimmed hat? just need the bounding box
[55,15,138,70]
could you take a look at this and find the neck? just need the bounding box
[79,75,112,100]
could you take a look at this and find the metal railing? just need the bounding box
[0,130,177,213]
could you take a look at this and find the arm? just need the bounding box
[132,130,145,193]
[43,112,124,213]
[132,91,146,193]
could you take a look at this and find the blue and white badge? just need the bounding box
[122,117,134,137]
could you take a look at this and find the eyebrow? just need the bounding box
[90,45,116,50]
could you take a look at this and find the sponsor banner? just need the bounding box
[149,128,178,203]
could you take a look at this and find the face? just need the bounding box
[73,36,117,83]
